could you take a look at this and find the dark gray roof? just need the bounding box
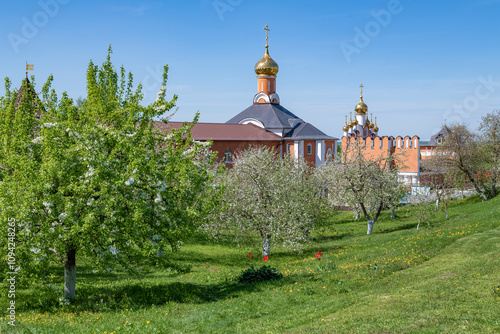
[425,126,450,146]
[226,103,302,129]
[284,122,338,140]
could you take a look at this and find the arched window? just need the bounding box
[414,138,417,148]
[286,143,291,155]
[307,143,312,155]
[397,138,401,148]
[225,148,232,163]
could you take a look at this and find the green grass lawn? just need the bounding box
[1,195,500,333]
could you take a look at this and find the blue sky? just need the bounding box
[1,0,500,140]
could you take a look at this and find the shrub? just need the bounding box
[237,265,283,284]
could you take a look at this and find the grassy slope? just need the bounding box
[1,195,499,334]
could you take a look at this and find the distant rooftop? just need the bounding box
[155,121,282,141]
[284,122,338,140]
[226,103,302,129]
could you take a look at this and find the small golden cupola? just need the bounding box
[254,25,280,104]
[368,114,375,129]
[355,84,368,115]
[343,115,349,132]
[348,112,355,127]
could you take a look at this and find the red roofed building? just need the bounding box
[157,25,338,167]
[155,122,282,164]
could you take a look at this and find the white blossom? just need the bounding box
[109,246,120,255]
[42,122,57,128]
[125,177,135,186]
[85,167,95,178]
[154,193,162,203]
[32,136,44,144]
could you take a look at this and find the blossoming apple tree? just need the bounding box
[0,48,219,300]
[203,147,324,257]
[318,140,403,234]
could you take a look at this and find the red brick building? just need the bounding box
[159,25,338,167]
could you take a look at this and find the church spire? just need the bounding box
[254,25,280,104]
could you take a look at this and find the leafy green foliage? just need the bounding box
[237,265,283,284]
[0,47,221,298]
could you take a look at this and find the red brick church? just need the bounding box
[159,25,338,167]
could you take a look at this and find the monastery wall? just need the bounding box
[342,135,420,173]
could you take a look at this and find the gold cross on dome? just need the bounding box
[360,83,364,98]
[264,25,270,48]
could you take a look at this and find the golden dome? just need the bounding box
[352,118,358,126]
[343,115,349,132]
[355,98,368,114]
[369,123,375,129]
[374,125,379,132]
[355,84,368,114]
[255,48,279,77]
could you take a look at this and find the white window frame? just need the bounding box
[225,148,232,163]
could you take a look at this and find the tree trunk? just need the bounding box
[64,248,76,300]
[262,237,271,257]
[354,211,359,220]
[417,222,420,231]
[478,191,488,201]
[367,220,374,235]
[462,168,488,201]
[391,209,396,218]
